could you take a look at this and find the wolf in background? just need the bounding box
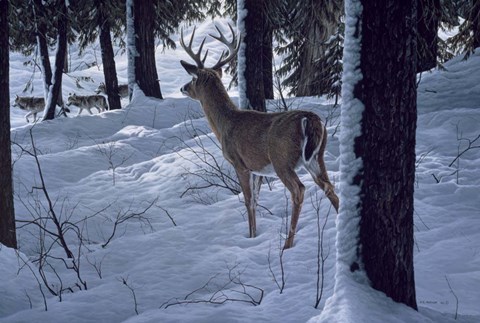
[95,82,129,98]
[13,95,45,123]
[66,93,108,115]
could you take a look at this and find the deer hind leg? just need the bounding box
[276,168,305,249]
[236,169,257,238]
[305,155,339,213]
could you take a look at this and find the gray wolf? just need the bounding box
[95,82,129,98]
[66,93,108,115]
[13,95,45,122]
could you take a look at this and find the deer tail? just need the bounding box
[301,115,324,164]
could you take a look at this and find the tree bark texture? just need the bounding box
[133,0,162,99]
[355,0,418,310]
[42,0,67,121]
[96,0,121,110]
[243,0,266,111]
[0,0,17,249]
[262,24,274,100]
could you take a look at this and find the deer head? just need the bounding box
[180,24,240,102]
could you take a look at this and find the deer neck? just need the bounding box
[199,83,237,142]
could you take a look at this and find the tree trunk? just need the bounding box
[262,25,274,100]
[355,0,418,310]
[0,0,17,249]
[133,0,162,99]
[96,0,121,110]
[297,22,322,97]
[126,0,135,100]
[32,0,52,100]
[42,0,68,121]
[471,0,480,48]
[417,0,440,72]
[241,0,266,111]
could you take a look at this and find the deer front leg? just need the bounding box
[236,168,257,238]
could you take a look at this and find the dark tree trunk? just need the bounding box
[42,0,68,121]
[96,0,121,110]
[417,0,440,72]
[32,0,52,99]
[243,0,266,111]
[133,0,162,99]
[471,0,480,48]
[262,25,274,100]
[0,0,17,249]
[354,0,418,310]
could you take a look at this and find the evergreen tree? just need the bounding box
[0,0,17,249]
[276,0,343,97]
[316,23,344,104]
[417,0,441,72]
[449,0,480,59]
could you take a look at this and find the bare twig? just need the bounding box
[445,275,459,320]
[119,276,139,315]
[15,250,48,311]
[449,131,479,168]
[102,198,156,248]
[311,191,331,309]
[267,245,286,294]
[160,263,263,309]
[93,139,135,186]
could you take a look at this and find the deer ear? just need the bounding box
[181,60,198,78]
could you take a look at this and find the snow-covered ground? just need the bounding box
[1,19,480,323]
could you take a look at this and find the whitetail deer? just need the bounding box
[180,24,339,249]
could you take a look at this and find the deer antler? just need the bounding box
[180,26,209,68]
[209,23,240,70]
[180,24,240,70]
